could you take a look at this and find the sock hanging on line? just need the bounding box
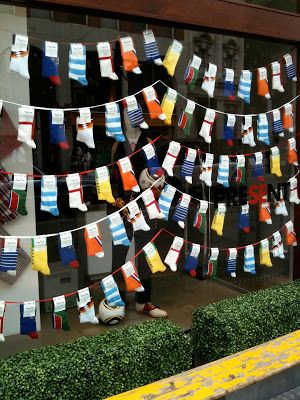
[193,200,208,234]
[69,43,88,86]
[0,238,18,276]
[105,102,125,142]
[283,103,294,132]
[271,61,284,92]
[172,194,191,229]
[120,36,141,74]
[143,242,166,273]
[49,109,69,149]
[76,108,95,149]
[163,39,183,76]
[18,106,36,149]
[142,189,164,220]
[217,155,229,188]
[227,248,237,278]
[274,189,288,217]
[143,86,165,121]
[289,177,300,205]
[31,237,50,275]
[58,232,79,268]
[205,248,219,278]
[224,68,235,100]
[124,95,148,129]
[127,201,150,232]
[244,245,256,275]
[9,173,28,215]
[201,63,217,98]
[52,296,70,331]
[101,275,125,307]
[0,301,5,342]
[272,231,285,259]
[178,100,195,136]
[164,236,184,272]
[10,34,30,80]
[180,148,197,184]
[95,166,115,203]
[235,155,246,185]
[199,109,216,144]
[260,239,272,267]
[84,224,104,258]
[97,41,118,80]
[285,221,297,246]
[20,302,38,339]
[237,70,252,104]
[252,152,264,182]
[117,157,140,193]
[257,67,270,99]
[211,203,226,237]
[272,109,284,137]
[158,184,176,220]
[270,146,282,177]
[223,114,235,146]
[108,213,131,246]
[143,29,162,65]
[239,203,250,233]
[121,261,144,292]
[283,53,297,82]
[66,173,88,212]
[162,140,181,176]
[184,55,202,88]
[241,116,256,147]
[184,243,200,278]
[42,41,61,85]
[259,199,272,225]
[77,288,99,324]
[257,113,270,145]
[161,88,177,125]
[200,153,214,187]
[142,143,163,177]
[40,175,59,216]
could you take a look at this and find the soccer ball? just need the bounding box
[138,168,165,190]
[98,298,125,325]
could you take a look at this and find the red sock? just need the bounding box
[9,190,19,213]
[28,331,39,339]
[58,141,69,150]
[50,75,61,86]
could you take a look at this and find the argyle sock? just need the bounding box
[283,53,297,81]
[201,63,217,98]
[235,155,246,185]
[239,203,250,233]
[227,248,237,278]
[283,103,294,133]
[259,200,272,225]
[205,248,219,278]
[49,110,69,149]
[124,95,148,129]
[161,88,177,125]
[40,175,59,216]
[289,177,300,204]
[271,61,284,92]
[127,201,150,232]
[257,113,270,145]
[95,167,115,203]
[184,55,201,88]
[9,173,28,215]
[164,236,184,272]
[272,231,285,259]
[120,36,141,74]
[244,245,256,275]
[272,109,284,137]
[18,106,36,149]
[0,238,18,275]
[143,86,165,120]
[178,100,195,136]
[237,70,252,104]
[274,190,288,216]
[84,224,104,258]
[77,288,99,323]
[69,44,88,86]
[10,35,30,79]
[180,148,197,184]
[58,232,79,268]
[108,213,131,246]
[0,301,5,341]
[172,194,191,229]
[143,143,163,176]
[97,41,118,80]
[224,68,235,100]
[105,103,125,142]
[260,239,272,267]
[270,146,282,177]
[20,302,38,339]
[76,117,95,149]
[42,41,60,85]
[117,157,140,193]
[163,39,183,76]
[158,184,176,220]
[31,237,50,275]
[143,242,166,273]
[121,261,144,292]
[223,114,235,146]
[143,29,162,65]
[252,152,264,182]
[52,296,70,331]
[193,200,208,234]
[211,204,226,236]
[184,243,200,278]
[162,141,181,176]
[285,221,297,246]
[257,67,270,99]
[66,173,88,212]
[217,155,229,188]
[142,188,164,219]
[199,109,216,144]
[200,153,214,187]
[241,116,256,147]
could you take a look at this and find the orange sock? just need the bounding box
[285,221,297,246]
[143,87,166,120]
[283,103,294,132]
[120,37,141,74]
[259,200,272,225]
[287,138,298,166]
[117,157,140,193]
[84,224,104,258]
[257,67,270,99]
[121,261,144,292]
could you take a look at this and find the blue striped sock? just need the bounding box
[273,117,284,137]
[181,159,194,181]
[144,41,160,62]
[69,46,88,86]
[101,275,125,307]
[227,254,237,277]
[244,248,256,275]
[217,156,229,188]
[285,63,296,81]
[238,71,252,104]
[172,204,188,228]
[257,114,270,145]
[105,104,125,142]
[158,185,175,220]
[40,177,59,216]
[0,250,18,274]
[109,216,131,246]
[127,105,145,128]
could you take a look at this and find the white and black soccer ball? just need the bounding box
[138,168,165,190]
[98,298,125,325]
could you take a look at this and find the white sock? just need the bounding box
[10,35,30,79]
[272,231,285,259]
[76,108,95,148]
[18,107,36,149]
[200,153,214,187]
[289,177,300,204]
[66,173,88,212]
[97,42,118,80]
[77,288,98,324]
[127,201,150,232]
[162,141,181,176]
[274,190,288,216]
[142,189,164,219]
[271,61,284,92]
[164,236,184,272]
[201,63,217,97]
[242,116,256,147]
[199,109,216,143]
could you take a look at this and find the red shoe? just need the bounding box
[136,302,167,318]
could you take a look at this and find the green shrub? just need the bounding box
[0,319,192,400]
[192,280,300,363]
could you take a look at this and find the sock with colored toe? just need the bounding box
[217,155,230,188]
[235,155,246,185]
[244,245,256,275]
[223,114,235,146]
[124,95,148,129]
[270,146,282,177]
[0,301,5,341]
[172,194,191,229]
[0,238,18,276]
[66,173,88,212]
[227,248,237,278]
[10,34,30,80]
[239,203,250,233]
[211,204,226,237]
[193,200,208,234]
[52,296,70,331]
[200,153,214,187]
[164,236,184,272]
[158,184,176,220]
[18,106,36,149]
[127,201,150,232]
[283,103,294,133]
[49,110,69,149]
[97,41,118,80]
[161,88,177,125]
[201,63,217,98]
[162,141,181,176]
[199,109,216,144]
[205,248,219,278]
[260,239,272,267]
[272,231,285,259]
[289,177,300,204]
[184,244,200,278]
[257,113,270,145]
[143,29,162,65]
[101,275,125,307]
[143,143,163,177]
[121,261,144,292]
[76,109,95,149]
[69,43,88,86]
[178,100,195,136]
[272,109,284,137]
[105,102,125,142]
[118,157,140,193]
[20,302,38,339]
[257,67,270,99]
[259,199,272,225]
[42,41,61,85]
[241,116,256,147]
[108,213,131,246]
[224,68,235,100]
[77,288,99,324]
[40,175,59,216]
[184,55,201,88]
[95,166,115,203]
[163,39,182,76]
[284,53,297,82]
[142,189,164,220]
[285,221,297,246]
[143,86,165,120]
[9,173,28,215]
[120,36,141,74]
[180,148,196,184]
[58,232,79,268]
[271,61,284,92]
[237,70,252,104]
[143,242,166,273]
[252,152,264,182]
[274,190,288,216]
[84,224,104,258]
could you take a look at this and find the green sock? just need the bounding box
[52,310,70,331]
[15,189,28,215]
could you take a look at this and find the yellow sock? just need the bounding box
[31,238,50,275]
[270,147,282,177]
[95,167,115,203]
[143,242,166,273]
[211,204,226,236]
[163,40,183,76]
[161,88,177,125]
[259,239,272,267]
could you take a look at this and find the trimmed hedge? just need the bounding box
[192,280,300,363]
[0,319,192,400]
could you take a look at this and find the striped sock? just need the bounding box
[172,194,191,229]
[0,238,18,276]
[244,245,256,275]
[40,175,59,216]
[227,248,237,278]
[180,148,196,184]
[184,243,200,277]
[68,44,88,86]
[237,70,252,104]
[217,155,229,187]
[108,213,131,246]
[272,109,284,137]
[124,96,148,129]
[101,275,125,307]
[143,29,162,65]
[224,68,235,100]
[284,53,297,82]
[105,103,125,142]
[257,113,270,145]
[223,114,235,146]
[158,184,176,220]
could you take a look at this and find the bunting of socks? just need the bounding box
[0,301,5,342]
[283,103,294,132]
[193,200,208,234]
[143,86,166,121]
[184,55,202,88]
[235,155,246,185]
[227,248,237,278]
[127,201,150,232]
[31,236,50,275]
[66,173,88,212]
[121,261,144,292]
[0,238,18,276]
[283,53,297,82]
[76,108,95,148]
[20,302,38,339]
[108,213,131,246]
[237,70,252,104]
[77,288,99,323]
[289,177,300,204]
[217,155,230,188]
[163,39,183,77]
[105,102,125,142]
[272,109,284,137]
[172,194,191,229]
[142,189,164,220]
[211,203,226,236]
[257,113,270,145]
[180,148,197,184]
[259,198,272,225]
[162,141,181,176]
[49,109,69,149]
[10,34,30,79]
[142,143,163,177]
[244,245,256,275]
[270,146,282,177]
[223,114,236,146]
[257,67,270,99]
[117,157,140,193]
[120,36,141,74]
[142,29,162,65]
[205,248,219,278]
[274,189,288,217]
[100,276,125,308]
[272,231,285,259]
[184,243,200,278]
[200,153,214,187]
[58,232,79,268]
[40,175,59,216]
[260,239,272,267]
[285,221,297,246]
[52,296,70,331]
[161,88,177,125]
[143,242,166,273]
[201,63,217,98]
[271,61,284,92]
[69,43,88,86]
[199,109,216,144]
[18,106,36,149]
[42,41,60,85]
[164,236,184,272]
[124,95,148,129]
[95,166,115,203]
[178,100,195,136]
[9,173,28,215]
[239,203,250,233]
[84,224,104,258]
[97,42,118,80]
[224,68,235,100]
[241,116,256,147]
[158,184,176,220]
[252,152,264,182]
